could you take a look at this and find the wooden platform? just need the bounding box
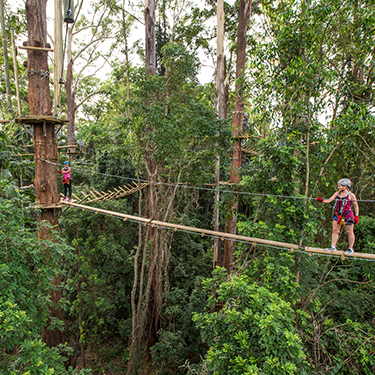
[18,46,54,52]
[15,115,68,124]
[34,202,64,209]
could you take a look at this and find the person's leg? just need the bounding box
[68,180,72,199]
[345,224,355,248]
[331,220,340,247]
[63,183,67,199]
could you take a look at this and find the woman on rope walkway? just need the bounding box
[317,178,359,255]
[59,161,72,201]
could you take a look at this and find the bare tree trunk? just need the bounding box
[214,0,225,269]
[25,0,63,347]
[223,0,252,275]
[0,0,12,111]
[122,0,131,117]
[53,0,63,117]
[145,0,156,76]
[128,1,159,372]
[65,58,76,161]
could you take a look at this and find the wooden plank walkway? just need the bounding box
[61,201,375,261]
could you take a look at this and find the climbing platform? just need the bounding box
[34,201,64,210]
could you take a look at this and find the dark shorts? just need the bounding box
[333,215,354,226]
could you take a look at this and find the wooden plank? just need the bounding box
[19,45,54,52]
[113,188,123,199]
[15,116,68,124]
[60,201,375,261]
[0,119,10,123]
[304,246,375,260]
[79,191,91,203]
[102,190,116,201]
[89,190,98,199]
[72,193,81,201]
[57,145,78,149]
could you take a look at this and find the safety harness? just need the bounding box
[332,191,351,225]
[59,168,71,185]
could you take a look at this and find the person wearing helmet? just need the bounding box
[317,178,359,255]
[242,113,248,132]
[58,161,72,201]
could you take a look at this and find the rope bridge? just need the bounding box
[60,182,149,204]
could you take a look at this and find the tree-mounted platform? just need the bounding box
[18,46,54,52]
[15,116,68,137]
[34,202,64,210]
[15,115,68,124]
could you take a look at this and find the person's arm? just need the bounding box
[350,192,359,218]
[317,191,339,203]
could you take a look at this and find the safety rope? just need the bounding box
[38,158,375,203]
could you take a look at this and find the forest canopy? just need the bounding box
[1,0,375,374]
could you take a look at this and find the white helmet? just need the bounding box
[338,178,351,187]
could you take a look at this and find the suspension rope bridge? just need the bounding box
[60,200,375,262]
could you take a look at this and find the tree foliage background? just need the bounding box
[1,0,375,374]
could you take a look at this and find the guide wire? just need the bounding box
[40,158,375,203]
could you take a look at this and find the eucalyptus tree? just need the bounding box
[62,0,117,158]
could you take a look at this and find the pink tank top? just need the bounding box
[335,193,354,218]
[63,168,71,180]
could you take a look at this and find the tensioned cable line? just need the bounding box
[41,158,375,203]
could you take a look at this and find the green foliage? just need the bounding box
[193,270,309,375]
[0,180,89,374]
[60,198,136,341]
[150,330,188,374]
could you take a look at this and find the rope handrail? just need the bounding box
[39,158,375,203]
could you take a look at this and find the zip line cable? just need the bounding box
[40,158,375,203]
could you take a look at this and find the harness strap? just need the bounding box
[332,191,351,216]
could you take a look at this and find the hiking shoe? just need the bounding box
[68,197,71,201]
[62,197,66,201]
[344,248,354,256]
[324,246,337,252]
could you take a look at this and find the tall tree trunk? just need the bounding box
[121,0,131,117]
[145,0,156,76]
[25,0,63,347]
[0,0,12,111]
[65,58,76,161]
[53,0,63,117]
[214,0,226,268]
[223,0,252,275]
[144,0,159,355]
[128,1,159,372]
